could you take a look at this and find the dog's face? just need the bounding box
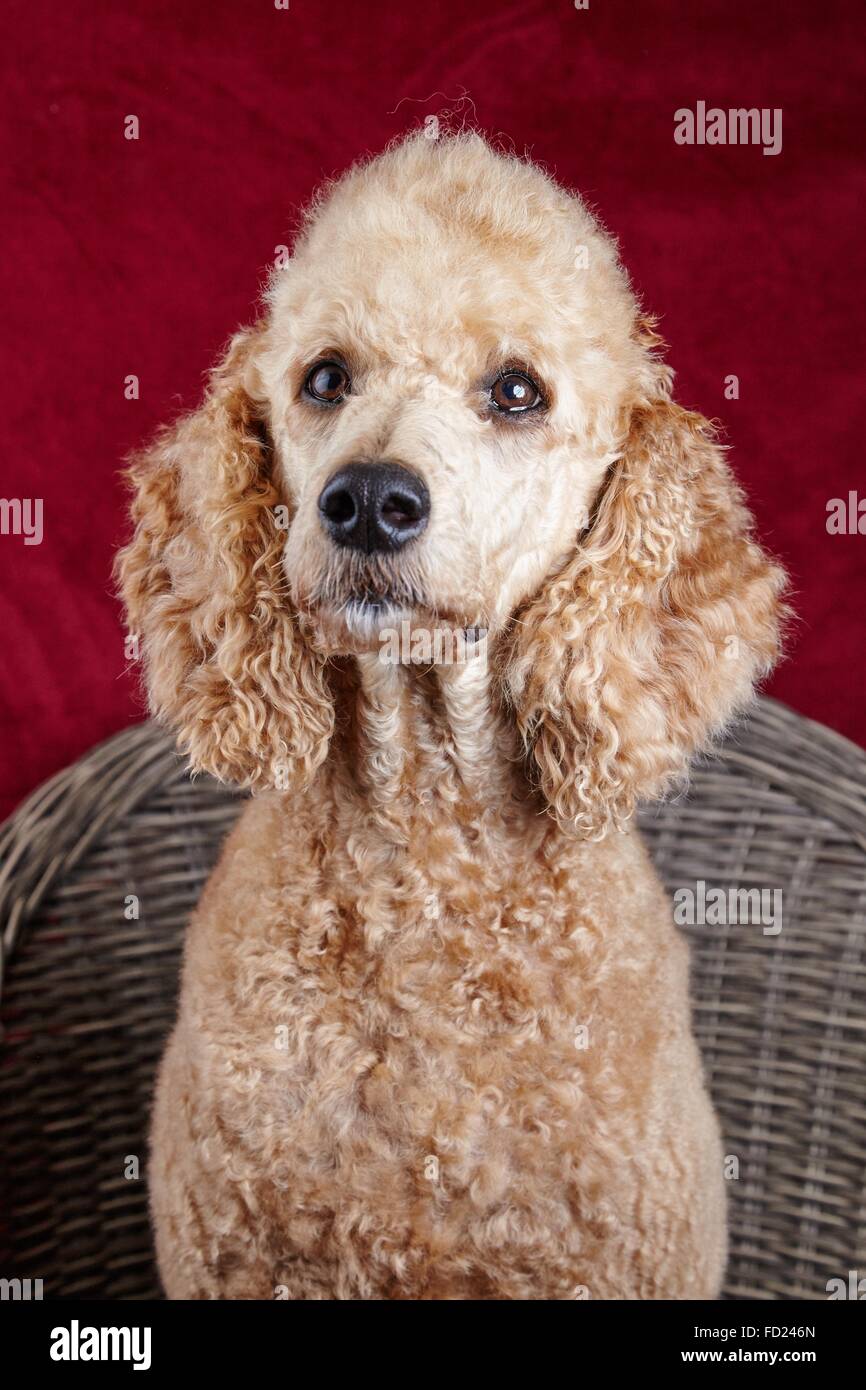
[260,138,643,654]
[118,132,785,835]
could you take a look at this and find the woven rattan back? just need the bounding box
[1,699,864,1299]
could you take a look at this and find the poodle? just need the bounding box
[117,130,786,1300]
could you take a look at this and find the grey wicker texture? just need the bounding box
[0,697,864,1301]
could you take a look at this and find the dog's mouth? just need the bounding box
[301,554,420,648]
[304,586,488,661]
[296,552,489,659]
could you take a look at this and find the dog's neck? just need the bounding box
[328,650,549,853]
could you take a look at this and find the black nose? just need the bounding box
[318,462,430,554]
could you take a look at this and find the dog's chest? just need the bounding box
[180,797,678,1297]
[262,791,604,1034]
[205,804,659,1189]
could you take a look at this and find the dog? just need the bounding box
[118,130,785,1299]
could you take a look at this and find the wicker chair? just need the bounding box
[1,697,864,1300]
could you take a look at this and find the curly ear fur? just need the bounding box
[116,329,333,788]
[504,380,787,839]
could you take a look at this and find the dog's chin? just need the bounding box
[306,597,418,656]
[342,597,416,650]
[305,597,489,663]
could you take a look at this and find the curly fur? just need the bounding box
[117,129,786,1300]
[121,330,333,787]
[504,381,784,837]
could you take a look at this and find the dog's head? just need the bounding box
[118,131,786,834]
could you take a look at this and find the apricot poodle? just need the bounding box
[118,130,785,1300]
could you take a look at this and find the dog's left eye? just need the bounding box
[305,361,350,404]
[490,371,543,414]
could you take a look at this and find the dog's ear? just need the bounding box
[116,328,333,788]
[503,378,787,838]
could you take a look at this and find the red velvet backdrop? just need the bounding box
[1,0,864,822]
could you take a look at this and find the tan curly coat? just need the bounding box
[118,131,785,1299]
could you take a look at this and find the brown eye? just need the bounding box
[490,370,543,414]
[305,360,350,404]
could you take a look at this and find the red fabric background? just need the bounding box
[1,0,864,822]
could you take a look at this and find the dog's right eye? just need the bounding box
[489,370,544,415]
[305,361,350,404]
